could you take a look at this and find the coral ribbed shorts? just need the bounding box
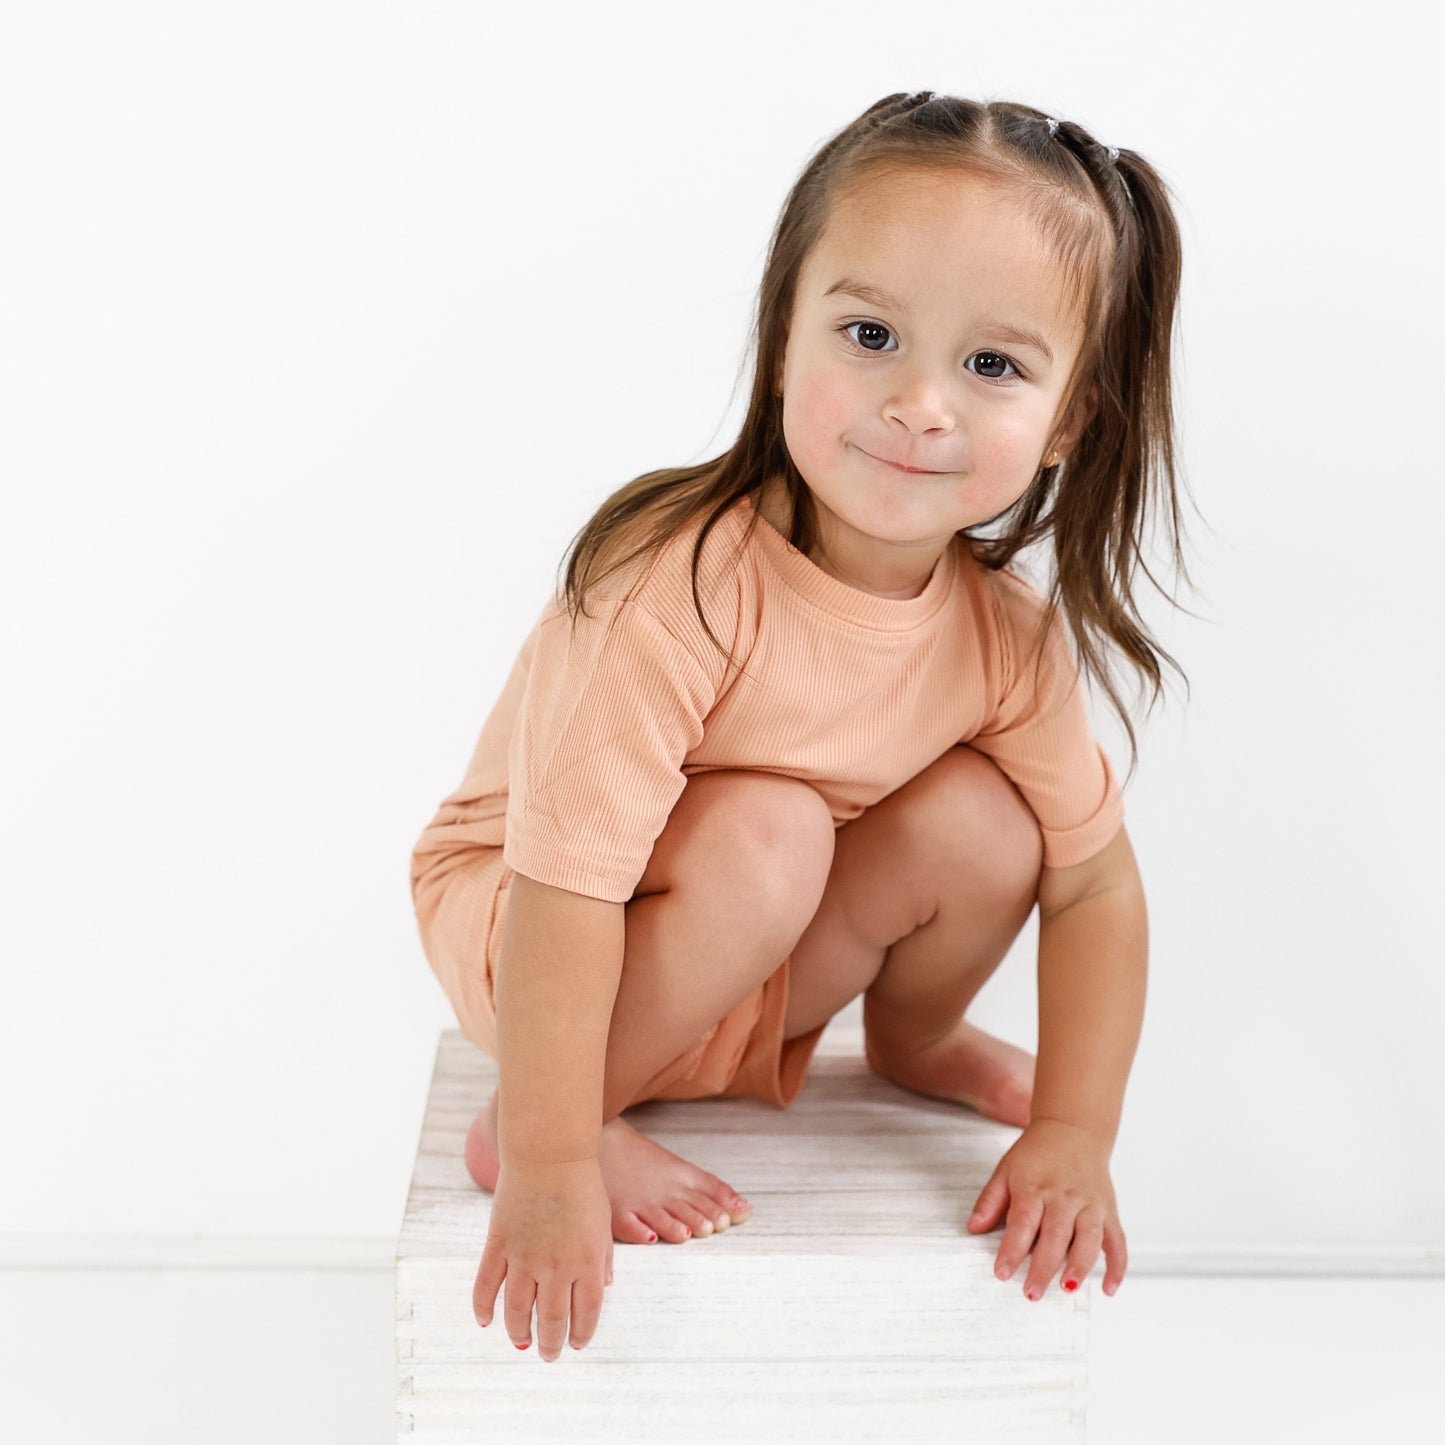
[411,848,829,1112]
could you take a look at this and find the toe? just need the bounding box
[690,1190,738,1231]
[697,1174,751,1225]
[670,1199,716,1237]
[636,1207,692,1244]
[614,1212,659,1245]
[679,1190,728,1232]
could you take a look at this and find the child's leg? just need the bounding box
[782,744,1044,1126]
[473,767,837,1245]
[596,768,836,1120]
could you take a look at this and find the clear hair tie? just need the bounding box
[1045,117,1130,201]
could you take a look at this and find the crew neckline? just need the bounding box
[738,491,957,631]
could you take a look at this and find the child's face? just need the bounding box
[773,166,1089,596]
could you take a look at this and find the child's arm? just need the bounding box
[492,871,627,1164]
[966,823,1146,1300]
[473,873,625,1357]
[1032,823,1148,1150]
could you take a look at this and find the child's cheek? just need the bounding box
[785,367,857,457]
[977,412,1050,492]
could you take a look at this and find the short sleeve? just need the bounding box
[503,597,718,902]
[967,570,1125,869]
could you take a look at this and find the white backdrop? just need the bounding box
[3,1,1440,1269]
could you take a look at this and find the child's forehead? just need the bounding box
[837,162,1017,213]
[822,167,1055,267]
[808,168,1088,337]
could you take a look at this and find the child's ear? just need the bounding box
[1046,382,1099,466]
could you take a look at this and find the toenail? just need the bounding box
[696,1220,713,1236]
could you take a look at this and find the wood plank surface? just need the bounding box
[397,1028,1088,1442]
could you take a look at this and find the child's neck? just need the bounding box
[755,475,939,601]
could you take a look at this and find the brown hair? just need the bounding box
[555,91,1203,782]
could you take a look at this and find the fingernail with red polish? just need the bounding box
[1063,1279,1078,1292]
[515,1342,528,1350]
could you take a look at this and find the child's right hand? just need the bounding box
[473,1156,614,1361]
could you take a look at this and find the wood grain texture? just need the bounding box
[397,1028,1088,1442]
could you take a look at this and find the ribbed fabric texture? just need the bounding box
[410,492,1125,906]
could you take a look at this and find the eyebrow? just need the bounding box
[822,276,1055,364]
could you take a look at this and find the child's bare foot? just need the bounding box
[465,1089,752,1246]
[865,1018,1036,1129]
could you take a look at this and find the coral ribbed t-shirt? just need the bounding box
[410,492,1124,908]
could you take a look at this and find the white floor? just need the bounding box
[0,1269,1437,1443]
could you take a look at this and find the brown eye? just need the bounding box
[967,350,1020,382]
[842,320,897,352]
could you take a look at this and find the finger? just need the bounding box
[1061,1213,1105,1292]
[967,1171,1009,1232]
[503,1269,538,1350]
[606,1243,615,1287]
[1101,1217,1129,1295]
[473,1238,507,1328]
[569,1271,606,1351]
[1023,1206,1079,1300]
[534,1275,572,1364]
[994,1195,1044,1280]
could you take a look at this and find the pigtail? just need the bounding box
[1018,119,1197,786]
[1110,146,1184,552]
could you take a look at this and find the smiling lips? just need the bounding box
[861,446,946,475]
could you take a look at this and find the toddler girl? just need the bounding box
[410,91,1190,1364]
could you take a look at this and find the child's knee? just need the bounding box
[708,771,836,926]
[647,769,834,944]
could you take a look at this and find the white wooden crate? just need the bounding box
[396,1028,1088,1443]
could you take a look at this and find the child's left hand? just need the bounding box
[965,1118,1128,1300]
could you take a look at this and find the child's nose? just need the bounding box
[882,358,955,433]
